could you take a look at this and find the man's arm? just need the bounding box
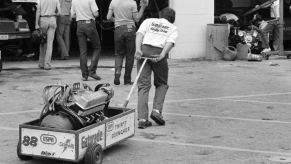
[70,0,76,19]
[35,1,40,29]
[157,42,174,60]
[106,8,114,22]
[92,10,99,18]
[132,0,148,22]
[56,0,61,15]
[154,28,178,62]
[132,5,146,22]
[135,32,144,60]
[90,0,99,18]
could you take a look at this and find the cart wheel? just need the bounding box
[84,143,103,164]
[287,55,291,59]
[17,141,32,161]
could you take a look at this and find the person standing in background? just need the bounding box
[56,0,71,60]
[106,0,148,85]
[252,0,280,52]
[35,0,61,70]
[21,2,38,59]
[71,0,102,81]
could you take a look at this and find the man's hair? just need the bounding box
[159,7,176,23]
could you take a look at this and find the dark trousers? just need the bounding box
[76,21,101,78]
[259,19,279,50]
[114,25,136,83]
[137,45,169,120]
[56,15,71,58]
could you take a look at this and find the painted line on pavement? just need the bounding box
[213,98,291,105]
[162,92,291,104]
[0,127,18,131]
[0,110,39,116]
[1,127,290,157]
[130,138,291,157]
[165,113,291,124]
[1,91,291,116]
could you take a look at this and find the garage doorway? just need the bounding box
[70,0,169,56]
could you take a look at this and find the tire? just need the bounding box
[287,55,291,59]
[17,141,32,161]
[40,112,74,130]
[84,143,103,164]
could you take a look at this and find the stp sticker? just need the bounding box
[40,134,57,145]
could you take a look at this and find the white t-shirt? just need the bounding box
[108,0,137,27]
[137,18,178,48]
[36,0,60,16]
[71,0,98,21]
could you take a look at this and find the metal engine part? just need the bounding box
[40,83,114,130]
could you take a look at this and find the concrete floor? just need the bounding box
[1,55,291,164]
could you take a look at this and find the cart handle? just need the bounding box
[122,58,148,108]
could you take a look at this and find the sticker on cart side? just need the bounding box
[0,35,8,40]
[106,112,135,147]
[21,128,76,160]
[78,124,105,158]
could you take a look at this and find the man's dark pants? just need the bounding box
[137,45,169,120]
[56,15,71,58]
[114,25,136,83]
[76,21,101,78]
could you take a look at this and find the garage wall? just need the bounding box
[169,0,214,59]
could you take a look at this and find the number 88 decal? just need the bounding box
[22,136,38,147]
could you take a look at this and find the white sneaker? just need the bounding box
[262,48,271,53]
[24,53,35,58]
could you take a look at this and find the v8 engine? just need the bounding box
[40,82,114,130]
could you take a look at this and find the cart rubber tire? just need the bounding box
[84,143,103,164]
[287,55,291,59]
[17,141,32,161]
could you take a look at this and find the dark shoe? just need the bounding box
[114,78,120,85]
[81,77,88,81]
[150,110,165,125]
[38,65,44,69]
[24,53,35,58]
[89,74,101,80]
[124,81,134,85]
[44,64,51,70]
[138,120,152,129]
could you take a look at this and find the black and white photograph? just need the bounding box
[2,0,291,163]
